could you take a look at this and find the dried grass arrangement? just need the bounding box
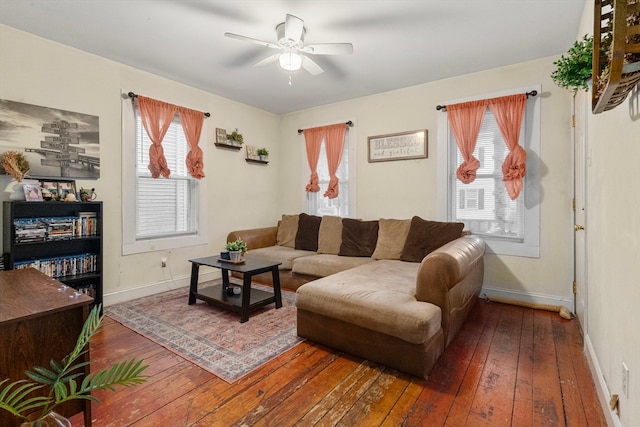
[0,150,31,182]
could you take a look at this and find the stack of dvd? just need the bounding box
[13,219,47,243]
[43,216,76,240]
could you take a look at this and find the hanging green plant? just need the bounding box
[551,34,594,92]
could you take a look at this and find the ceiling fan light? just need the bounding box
[279,51,302,71]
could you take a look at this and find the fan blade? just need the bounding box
[253,54,280,67]
[224,32,280,49]
[284,14,304,42]
[301,43,354,55]
[302,56,324,76]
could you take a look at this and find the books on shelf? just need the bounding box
[14,253,98,279]
[13,212,98,243]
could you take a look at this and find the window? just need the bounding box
[304,128,355,217]
[439,87,540,257]
[449,109,524,241]
[122,99,207,255]
[134,110,197,239]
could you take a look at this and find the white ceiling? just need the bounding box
[0,0,586,114]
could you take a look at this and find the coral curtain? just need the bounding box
[323,124,347,199]
[178,106,205,179]
[447,100,488,184]
[488,94,527,199]
[137,96,177,178]
[303,127,324,192]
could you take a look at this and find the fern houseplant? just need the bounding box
[0,304,148,426]
[551,34,593,92]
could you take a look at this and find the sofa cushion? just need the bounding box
[292,254,375,277]
[243,245,315,270]
[371,218,412,260]
[276,214,299,248]
[400,217,465,262]
[317,215,343,254]
[296,260,441,344]
[339,218,379,257]
[295,213,322,251]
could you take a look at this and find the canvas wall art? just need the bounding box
[0,99,100,179]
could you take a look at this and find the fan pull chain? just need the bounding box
[288,74,293,86]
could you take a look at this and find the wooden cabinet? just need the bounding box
[2,201,103,308]
[0,268,93,427]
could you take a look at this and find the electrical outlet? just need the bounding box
[622,362,629,398]
[161,257,167,268]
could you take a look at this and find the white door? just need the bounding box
[573,91,588,331]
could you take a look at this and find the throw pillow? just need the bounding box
[295,213,322,251]
[276,214,299,248]
[339,218,379,257]
[371,218,412,260]
[400,216,464,262]
[317,215,343,254]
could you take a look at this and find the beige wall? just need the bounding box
[279,57,576,305]
[0,25,281,299]
[577,3,640,426]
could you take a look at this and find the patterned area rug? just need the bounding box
[106,282,303,383]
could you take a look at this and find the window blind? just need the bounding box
[450,108,525,241]
[135,110,198,239]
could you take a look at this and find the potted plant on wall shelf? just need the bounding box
[256,148,269,161]
[226,128,244,146]
[0,304,148,426]
[550,34,593,92]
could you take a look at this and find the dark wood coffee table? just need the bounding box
[188,256,282,323]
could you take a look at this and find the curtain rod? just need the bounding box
[297,121,353,134]
[435,90,538,112]
[127,92,210,117]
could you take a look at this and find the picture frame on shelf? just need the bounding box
[57,180,77,201]
[367,129,428,162]
[216,128,227,144]
[245,145,258,160]
[23,183,44,202]
[40,180,60,201]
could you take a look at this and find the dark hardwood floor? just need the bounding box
[70,298,607,426]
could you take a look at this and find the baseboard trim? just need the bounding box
[103,270,218,307]
[585,334,623,427]
[481,285,574,313]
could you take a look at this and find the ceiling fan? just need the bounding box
[224,14,353,76]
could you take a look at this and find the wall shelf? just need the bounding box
[245,158,269,165]
[592,0,640,114]
[214,142,242,150]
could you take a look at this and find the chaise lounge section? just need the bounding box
[227,214,485,378]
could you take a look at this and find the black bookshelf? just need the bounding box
[2,201,103,308]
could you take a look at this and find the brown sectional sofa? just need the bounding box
[227,214,485,378]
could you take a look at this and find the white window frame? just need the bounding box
[437,85,541,258]
[121,96,208,255]
[300,122,357,217]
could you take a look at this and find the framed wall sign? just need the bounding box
[367,129,428,162]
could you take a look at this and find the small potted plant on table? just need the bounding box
[224,238,248,263]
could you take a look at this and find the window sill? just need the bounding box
[484,238,539,258]
[122,233,207,255]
